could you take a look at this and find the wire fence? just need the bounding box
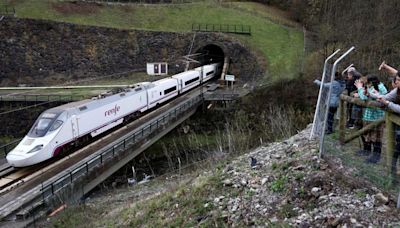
[323,95,400,199]
[192,23,251,35]
[312,48,400,206]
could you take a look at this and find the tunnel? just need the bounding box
[195,44,225,66]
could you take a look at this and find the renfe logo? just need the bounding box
[105,105,121,117]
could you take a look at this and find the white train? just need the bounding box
[7,63,221,167]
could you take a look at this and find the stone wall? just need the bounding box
[0,17,264,86]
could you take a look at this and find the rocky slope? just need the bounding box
[216,125,400,227]
[45,125,400,227]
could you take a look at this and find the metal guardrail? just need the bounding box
[0,139,21,158]
[192,23,251,35]
[204,93,240,101]
[40,95,202,201]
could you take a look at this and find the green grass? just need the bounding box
[47,165,244,227]
[270,175,288,193]
[225,2,301,28]
[9,0,304,81]
[114,172,239,227]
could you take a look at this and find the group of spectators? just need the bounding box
[314,61,400,181]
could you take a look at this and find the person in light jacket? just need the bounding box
[314,72,345,134]
[355,75,387,163]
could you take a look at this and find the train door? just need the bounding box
[71,115,79,140]
[152,90,158,99]
[179,79,183,94]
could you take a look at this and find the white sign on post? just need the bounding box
[225,74,235,81]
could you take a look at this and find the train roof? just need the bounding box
[49,99,92,112]
[172,70,199,79]
[152,77,177,85]
[48,86,146,113]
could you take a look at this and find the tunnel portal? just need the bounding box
[195,44,225,65]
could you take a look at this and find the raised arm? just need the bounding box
[370,87,397,100]
[373,88,400,113]
[387,102,400,114]
[379,61,398,76]
[313,80,332,88]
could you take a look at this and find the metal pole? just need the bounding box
[310,49,341,139]
[397,192,400,209]
[319,46,355,158]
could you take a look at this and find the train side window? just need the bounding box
[160,92,162,96]
[206,70,214,76]
[164,86,177,95]
[49,120,63,131]
[135,87,142,92]
[185,77,199,86]
[79,106,87,111]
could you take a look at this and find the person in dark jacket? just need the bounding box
[344,67,362,128]
[314,72,346,134]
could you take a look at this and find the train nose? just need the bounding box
[6,153,26,167]
[6,144,44,167]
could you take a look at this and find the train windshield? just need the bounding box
[28,112,60,137]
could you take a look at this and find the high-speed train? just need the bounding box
[7,63,221,167]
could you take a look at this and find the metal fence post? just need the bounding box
[319,46,355,158]
[310,49,341,139]
[339,97,346,144]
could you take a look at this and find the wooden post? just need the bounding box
[386,112,395,175]
[339,98,346,144]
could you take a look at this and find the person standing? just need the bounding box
[355,75,388,163]
[314,72,345,134]
[344,67,362,128]
[373,62,400,181]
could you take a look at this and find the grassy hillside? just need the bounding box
[8,0,304,81]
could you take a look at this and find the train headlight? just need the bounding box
[27,144,44,154]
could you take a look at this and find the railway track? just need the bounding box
[0,162,51,193]
[0,164,13,178]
